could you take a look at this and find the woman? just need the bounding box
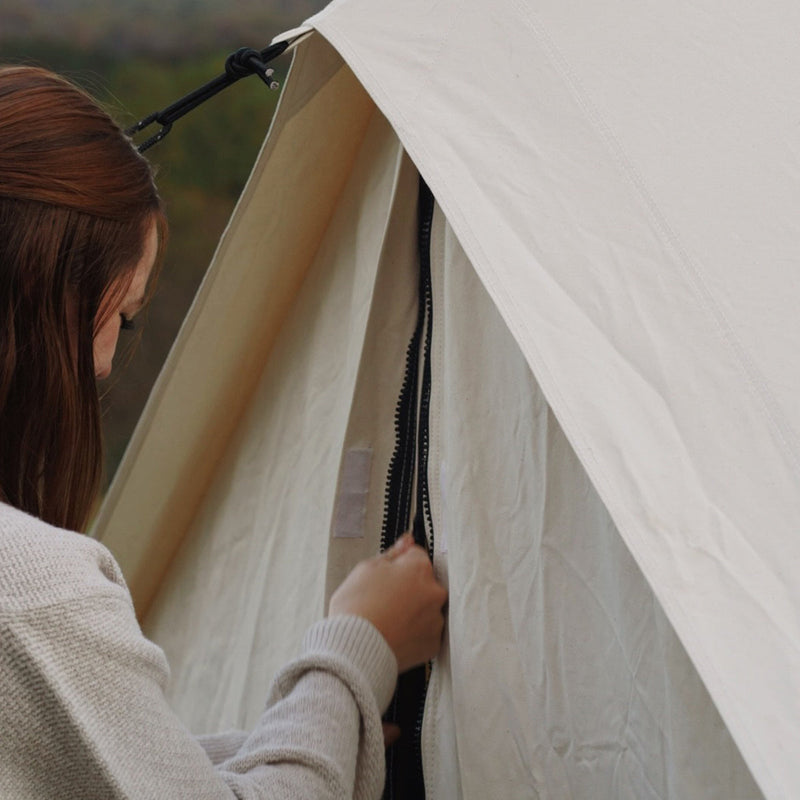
[0,66,447,799]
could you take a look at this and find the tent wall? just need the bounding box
[419,210,760,799]
[307,3,800,796]
[94,2,800,797]
[94,36,376,619]
[142,79,417,728]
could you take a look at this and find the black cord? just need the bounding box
[125,40,290,153]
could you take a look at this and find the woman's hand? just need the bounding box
[329,533,448,673]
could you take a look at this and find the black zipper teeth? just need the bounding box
[380,211,427,553]
[411,180,435,795]
[381,177,436,800]
[379,353,419,552]
[414,181,435,559]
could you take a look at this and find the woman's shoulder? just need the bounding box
[0,502,129,614]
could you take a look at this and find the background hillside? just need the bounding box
[0,0,327,493]
[0,0,322,53]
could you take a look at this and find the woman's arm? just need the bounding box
[2,588,395,800]
[0,521,444,800]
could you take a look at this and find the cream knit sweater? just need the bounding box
[0,502,398,799]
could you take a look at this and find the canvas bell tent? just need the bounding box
[93,0,800,797]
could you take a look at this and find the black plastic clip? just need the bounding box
[125,39,289,153]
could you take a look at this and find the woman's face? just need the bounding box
[93,219,158,379]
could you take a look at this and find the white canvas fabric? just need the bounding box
[306,2,800,797]
[95,2,800,798]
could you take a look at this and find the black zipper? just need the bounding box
[381,176,435,800]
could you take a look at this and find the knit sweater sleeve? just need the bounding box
[0,507,397,800]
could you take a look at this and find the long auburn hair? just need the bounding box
[0,66,166,531]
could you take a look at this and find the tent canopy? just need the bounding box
[95,2,800,798]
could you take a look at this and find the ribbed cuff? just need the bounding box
[302,615,398,712]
